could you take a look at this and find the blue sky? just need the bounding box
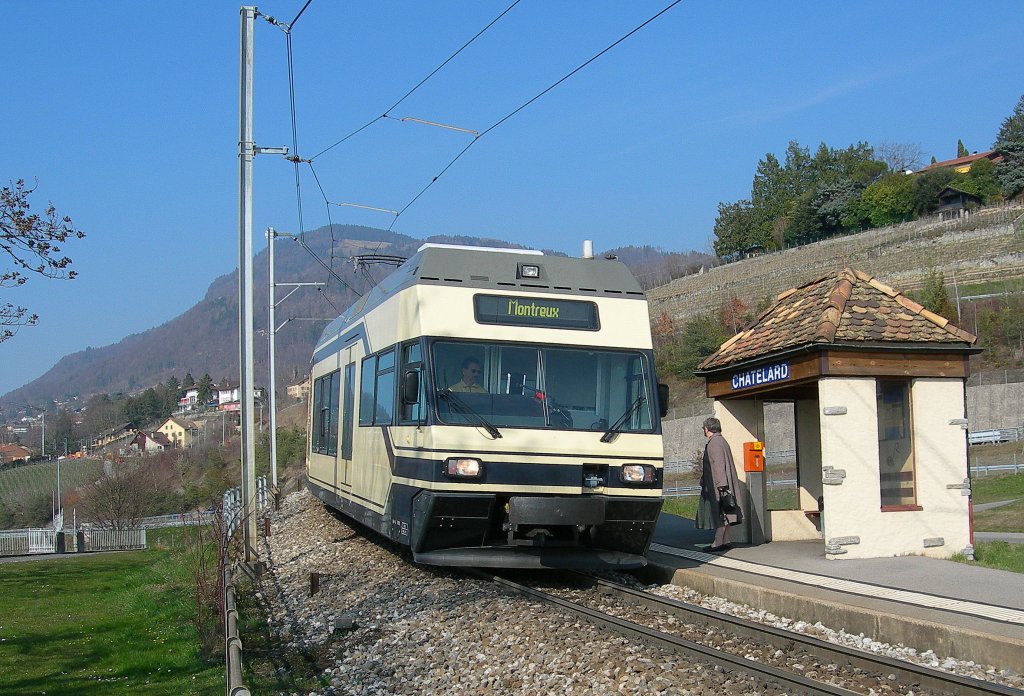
[2,1,1022,397]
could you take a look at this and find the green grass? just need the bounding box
[0,459,104,501]
[951,540,1024,574]
[970,472,1024,504]
[236,580,331,693]
[0,528,222,695]
[662,495,698,520]
[970,473,1023,532]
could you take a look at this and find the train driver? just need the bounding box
[449,357,487,393]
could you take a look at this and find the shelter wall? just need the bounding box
[818,377,970,560]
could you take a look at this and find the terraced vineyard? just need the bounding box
[0,459,104,501]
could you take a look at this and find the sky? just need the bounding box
[2,1,1022,397]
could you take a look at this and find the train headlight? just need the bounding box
[620,464,655,484]
[444,457,483,479]
[519,264,540,278]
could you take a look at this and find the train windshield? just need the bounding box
[431,341,654,433]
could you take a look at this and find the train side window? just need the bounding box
[400,342,425,423]
[311,370,339,454]
[311,375,324,452]
[358,356,376,426]
[374,348,396,424]
[340,362,355,459]
[327,370,340,455]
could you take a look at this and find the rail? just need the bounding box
[471,568,864,695]
[581,573,1021,696]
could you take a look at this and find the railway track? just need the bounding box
[469,568,1022,696]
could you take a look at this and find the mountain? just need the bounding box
[0,225,574,408]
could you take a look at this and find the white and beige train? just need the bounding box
[307,243,667,568]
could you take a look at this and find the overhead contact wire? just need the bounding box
[387,0,684,231]
[310,0,522,162]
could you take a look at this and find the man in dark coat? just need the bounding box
[696,416,743,551]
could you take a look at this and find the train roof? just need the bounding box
[316,244,646,347]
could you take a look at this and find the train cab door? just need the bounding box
[336,349,357,490]
[397,341,427,448]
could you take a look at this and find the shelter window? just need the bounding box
[877,379,917,508]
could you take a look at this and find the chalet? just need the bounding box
[916,149,1003,175]
[287,376,311,400]
[128,430,172,453]
[0,443,31,465]
[179,386,200,411]
[935,186,983,221]
[93,423,136,449]
[157,416,199,448]
[216,381,240,406]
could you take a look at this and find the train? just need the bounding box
[306,243,667,569]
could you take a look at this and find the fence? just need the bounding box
[80,528,147,552]
[0,527,146,556]
[222,476,269,539]
[0,528,57,556]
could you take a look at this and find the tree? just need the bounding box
[996,140,1024,199]
[48,408,77,455]
[915,268,956,320]
[995,95,1024,200]
[196,374,214,405]
[860,173,914,226]
[959,157,1001,201]
[164,375,182,414]
[1,179,85,341]
[78,462,173,531]
[995,94,1024,145]
[957,139,969,158]
[712,199,757,257]
[183,372,195,389]
[874,142,925,173]
[910,167,956,216]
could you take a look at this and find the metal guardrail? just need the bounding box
[224,564,251,696]
[968,428,1022,445]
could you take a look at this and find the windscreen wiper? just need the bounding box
[438,390,502,439]
[600,395,645,443]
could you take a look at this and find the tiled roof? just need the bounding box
[698,268,976,371]
[916,149,1003,173]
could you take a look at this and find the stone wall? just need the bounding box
[648,206,1024,324]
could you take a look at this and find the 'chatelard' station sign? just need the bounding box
[732,361,790,390]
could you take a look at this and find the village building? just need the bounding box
[0,443,32,466]
[915,149,1004,175]
[287,376,310,400]
[695,268,979,560]
[92,423,137,449]
[157,416,200,448]
[128,430,172,454]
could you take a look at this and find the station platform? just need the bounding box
[642,512,1024,672]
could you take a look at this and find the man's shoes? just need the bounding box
[707,544,732,552]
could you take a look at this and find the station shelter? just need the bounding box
[694,268,980,560]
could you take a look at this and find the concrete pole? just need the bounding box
[268,227,279,489]
[238,5,258,561]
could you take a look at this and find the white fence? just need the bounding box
[81,528,147,552]
[0,527,146,556]
[0,528,57,556]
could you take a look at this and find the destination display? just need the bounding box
[474,295,599,330]
[731,361,790,390]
